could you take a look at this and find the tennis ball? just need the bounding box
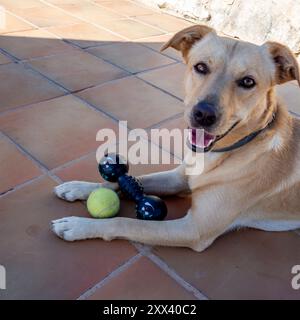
[87,188,120,218]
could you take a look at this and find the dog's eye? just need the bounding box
[238,76,256,89]
[194,62,209,75]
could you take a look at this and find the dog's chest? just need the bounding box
[186,152,225,190]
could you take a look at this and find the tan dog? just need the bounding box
[52,25,300,252]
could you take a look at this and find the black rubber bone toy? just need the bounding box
[98,154,167,220]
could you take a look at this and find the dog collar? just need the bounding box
[211,112,276,153]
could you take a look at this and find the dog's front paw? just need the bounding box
[54,181,99,202]
[51,216,95,241]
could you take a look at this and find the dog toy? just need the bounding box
[87,188,120,218]
[98,154,167,220]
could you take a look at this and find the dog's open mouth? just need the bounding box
[187,121,240,152]
[188,128,216,150]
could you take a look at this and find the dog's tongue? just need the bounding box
[189,128,215,149]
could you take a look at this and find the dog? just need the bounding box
[52,25,300,252]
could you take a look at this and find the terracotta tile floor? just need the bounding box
[0,0,300,300]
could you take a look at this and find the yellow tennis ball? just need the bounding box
[87,188,120,218]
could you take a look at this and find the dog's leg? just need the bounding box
[53,182,258,251]
[54,165,189,201]
[232,217,300,231]
[136,165,189,196]
[51,210,201,249]
[51,207,223,251]
[54,181,118,202]
[51,186,242,252]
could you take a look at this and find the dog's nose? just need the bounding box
[192,101,217,127]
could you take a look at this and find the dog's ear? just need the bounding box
[265,41,300,86]
[160,25,215,62]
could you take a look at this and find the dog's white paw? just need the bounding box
[54,181,99,202]
[51,216,95,241]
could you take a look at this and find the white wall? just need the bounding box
[137,0,300,53]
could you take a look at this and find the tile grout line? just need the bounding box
[6,4,300,123]
[15,47,82,62]
[21,40,178,74]
[133,0,199,25]
[3,102,201,301]
[13,19,178,74]
[10,26,184,106]
[146,252,209,300]
[1,50,129,124]
[0,92,69,118]
[85,0,163,18]
[0,0,280,299]
[81,50,179,80]
[0,131,51,173]
[0,131,64,188]
[43,21,83,29]
[83,0,171,35]
[77,240,208,301]
[87,0,162,17]
[1,93,184,178]
[128,240,209,300]
[24,58,185,123]
[65,40,121,51]
[0,59,131,119]
[39,0,189,43]
[66,26,181,75]
[39,0,132,41]
[102,237,206,300]
[136,42,182,62]
[2,38,296,184]
[0,133,98,197]
[50,150,97,174]
[0,126,113,194]
[147,112,184,130]
[3,3,120,39]
[2,9,200,296]
[134,32,176,41]
[294,230,300,237]
[0,99,184,195]
[77,253,143,300]
[0,131,62,198]
[85,49,179,77]
[1,129,192,300]
[1,126,196,299]
[2,10,41,30]
[46,20,178,61]
[133,60,179,75]
[136,73,184,102]
[71,88,132,125]
[0,42,188,157]
[0,26,36,36]
[87,0,195,36]
[2,125,194,299]
[2,35,299,122]
[2,5,92,37]
[0,8,186,115]
[127,0,197,25]
[1,2,300,301]
[0,48,19,63]
[0,46,185,124]
[0,172,47,197]
[0,125,84,189]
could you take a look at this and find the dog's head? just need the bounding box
[161,25,300,151]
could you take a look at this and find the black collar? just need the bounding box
[211,112,276,153]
